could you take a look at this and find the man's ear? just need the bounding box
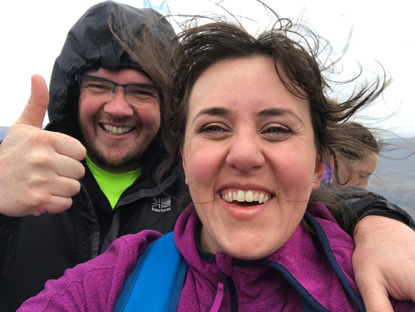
[181,149,188,185]
[312,156,326,190]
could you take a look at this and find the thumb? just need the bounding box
[16,74,49,128]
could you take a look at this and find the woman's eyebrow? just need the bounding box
[191,107,229,125]
[258,108,304,125]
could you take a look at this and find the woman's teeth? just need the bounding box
[221,190,271,204]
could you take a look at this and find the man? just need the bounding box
[0,2,188,311]
[0,2,414,312]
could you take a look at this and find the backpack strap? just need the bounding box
[114,231,188,312]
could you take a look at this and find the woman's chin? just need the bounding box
[224,242,279,260]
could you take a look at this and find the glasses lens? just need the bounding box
[79,77,113,95]
[126,84,159,103]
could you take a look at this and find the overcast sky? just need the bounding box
[1,0,414,137]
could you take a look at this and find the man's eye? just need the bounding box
[130,90,153,98]
[84,82,111,92]
[128,87,157,100]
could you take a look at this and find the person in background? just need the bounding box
[19,19,415,312]
[1,2,415,311]
[324,121,380,189]
[0,2,188,311]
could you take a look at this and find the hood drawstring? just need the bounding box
[209,272,228,312]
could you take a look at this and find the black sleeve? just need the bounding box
[0,214,21,270]
[337,185,415,230]
[0,214,20,236]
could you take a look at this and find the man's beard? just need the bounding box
[85,141,144,173]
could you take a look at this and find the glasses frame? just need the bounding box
[74,74,160,99]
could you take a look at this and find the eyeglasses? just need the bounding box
[75,75,160,104]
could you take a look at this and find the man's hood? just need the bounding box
[47,1,175,134]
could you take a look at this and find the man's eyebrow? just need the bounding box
[191,107,229,125]
[258,108,304,125]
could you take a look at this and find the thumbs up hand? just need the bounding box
[0,75,86,217]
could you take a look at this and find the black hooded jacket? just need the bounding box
[0,2,189,311]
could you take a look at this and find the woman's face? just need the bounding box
[338,151,378,189]
[182,56,325,260]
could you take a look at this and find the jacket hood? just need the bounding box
[47,1,175,128]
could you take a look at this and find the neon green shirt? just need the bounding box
[85,155,141,209]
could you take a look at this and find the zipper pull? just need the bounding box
[209,272,228,312]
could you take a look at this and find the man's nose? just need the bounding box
[103,86,134,117]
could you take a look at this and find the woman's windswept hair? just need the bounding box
[109,5,179,181]
[109,6,176,126]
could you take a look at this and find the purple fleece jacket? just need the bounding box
[18,203,414,311]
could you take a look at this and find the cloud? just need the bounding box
[1,0,414,137]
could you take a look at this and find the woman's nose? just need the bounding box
[225,133,265,173]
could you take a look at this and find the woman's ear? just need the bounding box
[181,149,189,185]
[312,156,325,190]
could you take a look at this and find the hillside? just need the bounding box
[368,137,415,219]
[0,126,8,140]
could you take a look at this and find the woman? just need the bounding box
[18,21,414,312]
[324,121,381,189]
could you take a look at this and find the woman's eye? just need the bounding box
[261,125,293,140]
[359,171,370,179]
[198,124,231,139]
[267,127,287,133]
[202,125,224,133]
[264,125,291,134]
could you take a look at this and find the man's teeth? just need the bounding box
[221,190,271,204]
[102,124,132,135]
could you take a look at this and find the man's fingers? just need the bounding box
[49,176,82,199]
[31,196,74,216]
[52,133,87,163]
[54,152,86,180]
[16,74,49,128]
[360,290,394,312]
[356,275,394,312]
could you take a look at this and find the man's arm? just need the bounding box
[339,185,415,311]
[344,185,414,229]
[353,216,415,311]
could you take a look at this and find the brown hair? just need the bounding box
[163,21,388,167]
[110,7,176,122]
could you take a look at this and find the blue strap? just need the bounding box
[114,232,187,312]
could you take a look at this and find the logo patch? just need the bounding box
[152,196,172,212]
